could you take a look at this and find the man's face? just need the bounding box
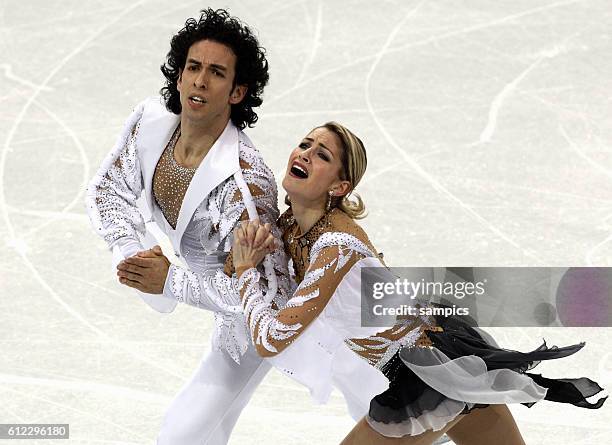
[177,39,246,127]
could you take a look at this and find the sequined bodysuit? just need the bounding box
[152,125,196,229]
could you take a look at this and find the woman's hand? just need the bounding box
[232,219,276,278]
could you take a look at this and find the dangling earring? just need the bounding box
[326,190,334,211]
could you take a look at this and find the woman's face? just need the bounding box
[282,127,350,207]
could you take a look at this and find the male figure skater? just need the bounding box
[86,9,290,444]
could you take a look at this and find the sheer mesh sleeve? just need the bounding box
[223,159,272,277]
[225,155,290,308]
[239,244,365,357]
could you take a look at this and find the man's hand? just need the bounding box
[116,245,170,294]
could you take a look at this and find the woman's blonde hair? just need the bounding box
[286,121,368,219]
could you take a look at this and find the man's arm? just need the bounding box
[85,103,146,259]
[121,146,290,313]
[222,155,291,306]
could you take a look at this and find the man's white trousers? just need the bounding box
[157,344,270,445]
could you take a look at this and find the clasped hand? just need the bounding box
[116,245,170,294]
[232,219,277,277]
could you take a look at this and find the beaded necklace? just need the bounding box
[282,208,334,283]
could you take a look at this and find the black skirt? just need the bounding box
[367,312,607,437]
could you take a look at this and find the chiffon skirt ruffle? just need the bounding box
[367,313,607,437]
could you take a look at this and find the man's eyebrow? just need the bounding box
[304,137,331,152]
[209,63,228,71]
[185,60,228,72]
[186,60,228,72]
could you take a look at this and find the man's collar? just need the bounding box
[174,118,240,239]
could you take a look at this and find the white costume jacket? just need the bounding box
[86,96,290,363]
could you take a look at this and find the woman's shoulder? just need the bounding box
[320,209,378,257]
[328,209,369,240]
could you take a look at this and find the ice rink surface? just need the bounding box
[1,0,611,443]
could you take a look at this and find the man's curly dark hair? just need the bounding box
[160,8,269,129]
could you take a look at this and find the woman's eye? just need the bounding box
[188,65,197,71]
[318,153,330,161]
[298,143,309,149]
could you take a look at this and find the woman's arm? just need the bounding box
[236,239,365,357]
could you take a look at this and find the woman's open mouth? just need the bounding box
[290,162,309,179]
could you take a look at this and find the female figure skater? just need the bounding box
[231,122,606,444]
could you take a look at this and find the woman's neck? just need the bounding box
[290,200,326,235]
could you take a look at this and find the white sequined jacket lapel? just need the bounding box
[136,97,241,255]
